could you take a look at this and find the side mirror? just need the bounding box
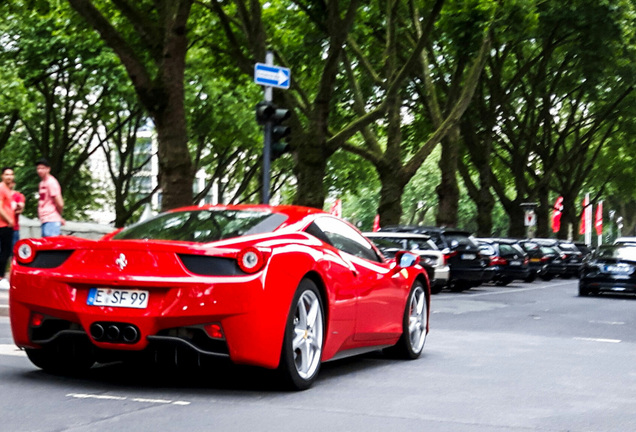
[396,251,419,268]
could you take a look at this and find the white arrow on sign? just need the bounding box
[254,63,291,89]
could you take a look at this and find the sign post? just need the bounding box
[253,52,291,204]
[521,202,538,238]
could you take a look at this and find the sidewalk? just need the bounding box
[0,289,8,317]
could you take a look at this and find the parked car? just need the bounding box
[516,240,565,281]
[365,232,450,294]
[614,236,636,246]
[381,226,489,291]
[579,244,636,296]
[10,205,430,390]
[477,238,530,286]
[531,239,583,278]
[573,242,593,260]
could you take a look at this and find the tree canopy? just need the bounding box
[1,0,635,240]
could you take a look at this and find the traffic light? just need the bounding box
[255,102,275,125]
[271,107,290,160]
[255,102,291,160]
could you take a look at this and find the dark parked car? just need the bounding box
[381,226,489,291]
[517,240,565,281]
[579,245,636,296]
[574,242,593,260]
[477,238,530,286]
[532,239,583,278]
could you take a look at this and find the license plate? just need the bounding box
[530,258,541,262]
[461,254,476,260]
[509,260,521,266]
[605,265,631,274]
[87,288,149,309]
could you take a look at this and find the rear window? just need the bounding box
[540,246,558,255]
[499,244,519,256]
[596,246,636,261]
[445,233,478,249]
[113,210,288,242]
[370,237,436,252]
[479,245,495,256]
[558,243,578,252]
[521,242,539,252]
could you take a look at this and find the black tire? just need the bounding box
[430,283,444,294]
[278,279,324,391]
[524,274,536,283]
[26,342,95,374]
[540,274,554,281]
[449,280,469,292]
[578,283,596,297]
[385,281,428,359]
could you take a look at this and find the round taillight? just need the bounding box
[16,241,35,264]
[237,247,264,273]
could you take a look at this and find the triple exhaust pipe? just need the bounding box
[90,322,140,344]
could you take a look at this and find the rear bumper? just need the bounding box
[491,266,531,280]
[545,264,566,276]
[432,266,450,284]
[450,267,487,282]
[8,269,286,369]
[563,263,582,276]
[580,278,636,294]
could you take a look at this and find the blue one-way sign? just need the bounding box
[254,63,291,89]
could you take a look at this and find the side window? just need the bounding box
[499,244,516,256]
[310,217,382,263]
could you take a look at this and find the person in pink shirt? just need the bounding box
[0,167,16,289]
[10,179,25,249]
[36,158,64,237]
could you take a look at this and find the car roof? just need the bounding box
[381,225,472,235]
[364,232,431,240]
[477,238,519,244]
[615,236,636,243]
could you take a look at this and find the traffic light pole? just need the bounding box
[261,51,274,205]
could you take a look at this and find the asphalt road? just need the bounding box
[1,279,636,432]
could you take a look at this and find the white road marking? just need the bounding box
[67,393,191,406]
[0,344,26,357]
[67,393,126,401]
[574,337,621,344]
[444,281,575,298]
[589,320,625,325]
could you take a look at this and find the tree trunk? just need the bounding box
[475,187,495,236]
[67,0,194,211]
[508,202,526,238]
[293,130,329,209]
[535,187,550,238]
[154,107,193,210]
[436,128,460,227]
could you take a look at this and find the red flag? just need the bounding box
[552,196,563,233]
[595,201,603,235]
[579,194,589,235]
[372,215,380,232]
[329,199,342,217]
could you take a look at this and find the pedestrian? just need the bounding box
[36,158,64,237]
[10,179,25,249]
[0,167,15,289]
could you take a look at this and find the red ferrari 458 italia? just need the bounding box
[10,205,429,389]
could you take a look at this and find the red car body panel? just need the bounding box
[10,205,429,370]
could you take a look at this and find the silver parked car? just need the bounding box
[364,232,450,294]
